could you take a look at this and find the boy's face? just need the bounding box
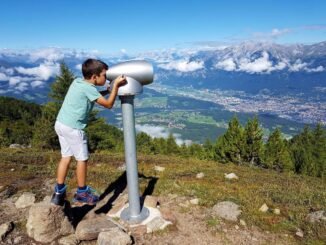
[95,69,107,86]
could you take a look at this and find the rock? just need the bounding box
[154,166,165,172]
[26,202,74,243]
[107,194,129,218]
[160,207,177,224]
[196,172,205,179]
[144,196,158,208]
[0,222,14,241]
[259,203,269,212]
[211,201,242,222]
[117,164,126,172]
[13,236,22,244]
[129,225,147,238]
[75,217,117,241]
[235,225,239,230]
[273,208,281,215]
[58,234,79,245]
[239,219,246,226]
[190,198,199,205]
[0,185,17,198]
[15,192,35,209]
[97,227,132,245]
[306,210,326,223]
[295,228,304,238]
[146,216,170,233]
[224,173,238,180]
[9,144,24,149]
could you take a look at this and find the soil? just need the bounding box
[0,178,298,245]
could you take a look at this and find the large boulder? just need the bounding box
[211,201,242,222]
[26,202,74,243]
[75,216,117,241]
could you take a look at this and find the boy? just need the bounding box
[51,58,126,206]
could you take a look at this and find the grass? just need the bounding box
[0,148,325,243]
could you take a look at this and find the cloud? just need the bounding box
[15,62,59,80]
[253,28,292,41]
[238,52,287,73]
[136,124,170,138]
[135,124,189,145]
[305,65,324,72]
[28,48,65,62]
[302,25,326,31]
[158,59,204,72]
[31,80,45,88]
[16,82,29,92]
[9,77,21,86]
[215,58,237,71]
[0,72,8,81]
[75,64,82,71]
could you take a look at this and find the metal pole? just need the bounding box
[119,95,149,223]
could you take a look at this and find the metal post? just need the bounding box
[119,95,149,223]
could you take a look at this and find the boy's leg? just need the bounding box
[73,160,99,205]
[51,156,71,206]
[57,156,72,184]
[76,160,87,188]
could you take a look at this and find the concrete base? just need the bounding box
[107,195,172,233]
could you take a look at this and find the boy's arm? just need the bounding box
[96,75,126,109]
[99,89,110,96]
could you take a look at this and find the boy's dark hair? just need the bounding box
[82,59,109,79]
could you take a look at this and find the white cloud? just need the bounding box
[238,52,277,73]
[16,82,29,92]
[288,59,308,72]
[31,80,44,88]
[270,28,292,38]
[29,48,65,62]
[215,58,237,71]
[15,62,60,80]
[9,77,21,86]
[158,59,204,72]
[0,72,8,81]
[253,28,292,41]
[75,64,82,71]
[135,124,189,145]
[305,65,324,72]
[136,124,170,138]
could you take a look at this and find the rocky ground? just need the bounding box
[0,178,299,245]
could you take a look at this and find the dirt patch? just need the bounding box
[133,196,296,245]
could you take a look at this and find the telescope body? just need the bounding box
[106,60,154,96]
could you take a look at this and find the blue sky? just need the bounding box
[0,0,325,55]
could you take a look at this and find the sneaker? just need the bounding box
[73,186,99,205]
[50,185,67,206]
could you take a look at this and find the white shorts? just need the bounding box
[55,121,89,161]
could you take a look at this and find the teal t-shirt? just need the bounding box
[57,78,101,129]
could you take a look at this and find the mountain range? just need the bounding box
[0,41,325,142]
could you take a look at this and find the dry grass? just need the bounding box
[0,149,325,243]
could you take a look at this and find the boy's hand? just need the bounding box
[113,75,127,87]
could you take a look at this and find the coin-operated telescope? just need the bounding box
[106,60,154,223]
[106,60,153,96]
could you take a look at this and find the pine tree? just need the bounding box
[166,133,179,155]
[221,116,244,164]
[49,62,75,103]
[32,62,74,149]
[290,126,315,176]
[243,116,263,165]
[136,132,153,154]
[263,128,293,171]
[311,123,326,178]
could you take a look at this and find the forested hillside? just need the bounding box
[0,63,325,179]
